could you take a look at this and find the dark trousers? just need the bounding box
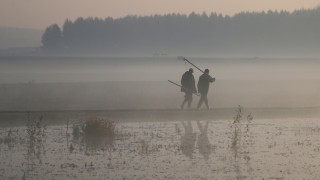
[181,92,193,109]
[197,93,209,109]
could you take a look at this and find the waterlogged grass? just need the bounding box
[2,110,320,179]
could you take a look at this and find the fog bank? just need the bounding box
[1,57,320,110]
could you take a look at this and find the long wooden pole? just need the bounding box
[180,57,204,73]
[168,80,199,96]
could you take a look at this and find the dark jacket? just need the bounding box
[198,73,214,94]
[181,71,197,93]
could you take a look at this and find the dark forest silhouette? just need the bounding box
[42,7,320,56]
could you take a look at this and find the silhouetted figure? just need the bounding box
[180,120,196,158]
[197,120,212,159]
[197,69,215,110]
[181,68,197,109]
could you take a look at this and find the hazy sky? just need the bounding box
[1,0,320,30]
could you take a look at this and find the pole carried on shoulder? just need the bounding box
[178,56,204,73]
[168,80,199,96]
[177,56,215,82]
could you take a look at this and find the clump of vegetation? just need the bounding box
[81,117,116,138]
[26,114,46,163]
[233,105,243,124]
[27,115,46,140]
[72,117,116,152]
[72,123,80,141]
[1,128,18,149]
[230,105,254,159]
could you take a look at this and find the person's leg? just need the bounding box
[187,93,193,109]
[181,93,188,109]
[197,94,204,109]
[203,94,209,109]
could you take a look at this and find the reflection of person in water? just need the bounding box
[197,120,212,159]
[180,120,197,158]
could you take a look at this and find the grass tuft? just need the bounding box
[81,117,116,138]
[72,117,116,151]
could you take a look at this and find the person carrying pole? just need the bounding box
[180,68,197,109]
[197,69,215,110]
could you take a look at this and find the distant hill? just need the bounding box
[0,26,43,50]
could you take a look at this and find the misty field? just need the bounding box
[1,57,320,110]
[1,108,320,179]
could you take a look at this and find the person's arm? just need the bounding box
[208,75,215,82]
[193,77,197,93]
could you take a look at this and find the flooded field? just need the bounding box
[1,108,320,179]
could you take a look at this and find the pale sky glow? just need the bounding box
[1,0,320,29]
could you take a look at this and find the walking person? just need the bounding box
[180,68,197,109]
[197,69,215,110]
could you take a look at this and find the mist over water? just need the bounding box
[1,56,320,110]
[1,56,320,82]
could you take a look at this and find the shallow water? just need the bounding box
[1,111,320,179]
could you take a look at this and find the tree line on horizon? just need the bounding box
[42,7,320,57]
